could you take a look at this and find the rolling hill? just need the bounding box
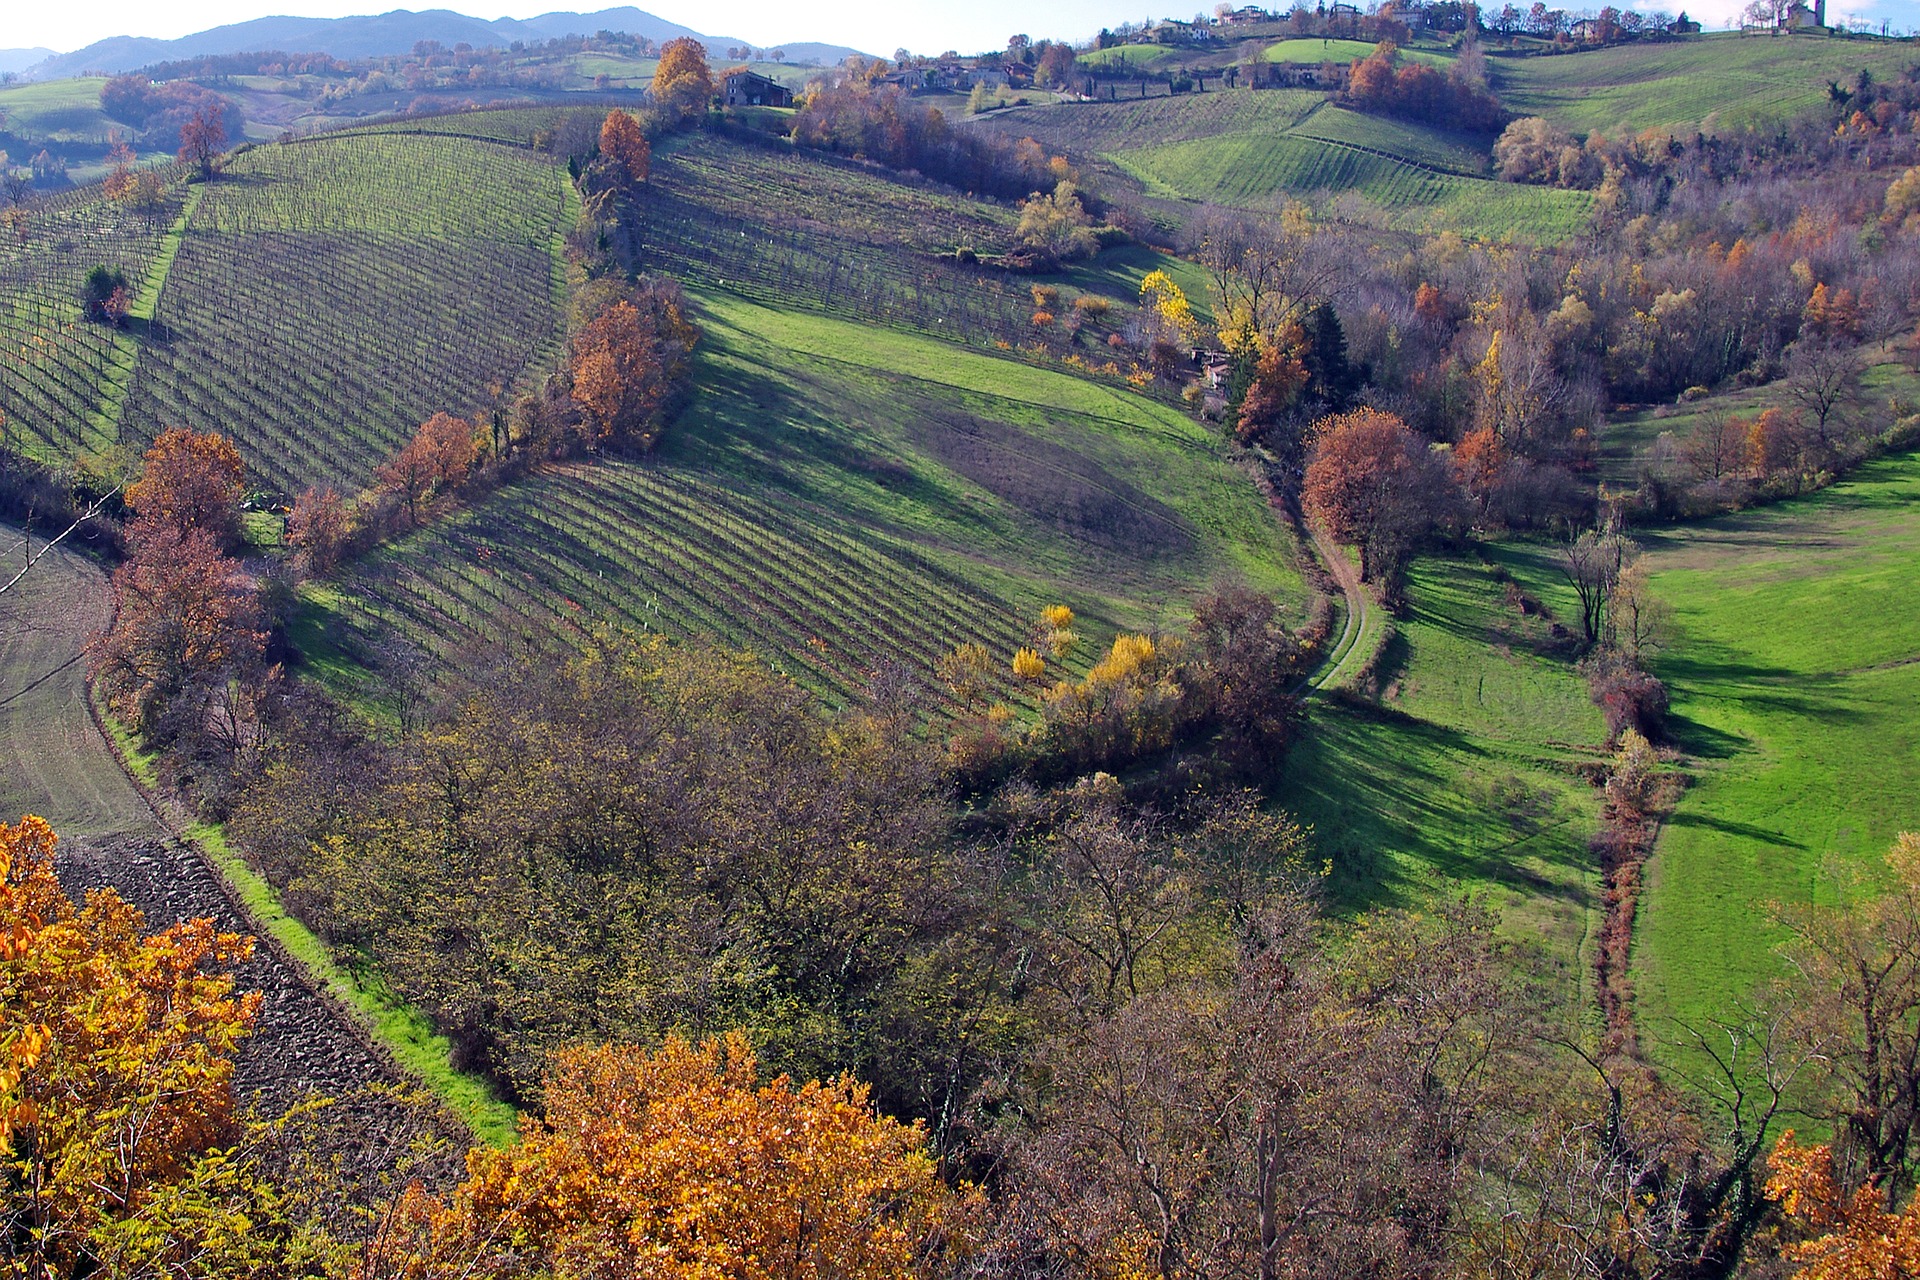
[1489,31,1920,135]
[971,91,1591,242]
[20,6,865,80]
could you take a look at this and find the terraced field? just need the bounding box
[974,90,1324,152]
[118,130,576,493]
[632,134,1165,347]
[1287,103,1491,174]
[1491,33,1920,135]
[1632,453,1920,1059]
[316,290,1304,706]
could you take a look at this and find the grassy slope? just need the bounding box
[1597,349,1920,487]
[977,89,1589,241]
[1276,551,1607,1025]
[1265,38,1453,67]
[1633,452,1920,1049]
[321,289,1304,706]
[1492,33,1920,135]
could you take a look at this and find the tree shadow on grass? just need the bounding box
[1661,711,1747,761]
[1664,810,1807,849]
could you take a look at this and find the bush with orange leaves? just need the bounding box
[0,815,310,1279]
[356,1031,975,1280]
[1767,1132,1920,1280]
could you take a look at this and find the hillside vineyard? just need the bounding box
[2,8,1919,1278]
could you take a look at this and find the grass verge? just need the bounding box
[97,699,519,1146]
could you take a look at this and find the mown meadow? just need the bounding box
[1631,451,1920,1063]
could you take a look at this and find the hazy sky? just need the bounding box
[7,0,1920,54]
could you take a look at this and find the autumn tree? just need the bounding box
[286,485,350,576]
[0,815,302,1279]
[652,37,715,119]
[375,412,476,527]
[1560,520,1634,648]
[568,281,700,448]
[1235,327,1311,445]
[991,892,1530,1280]
[124,426,247,549]
[1190,203,1348,356]
[1303,408,1463,587]
[1773,833,1920,1206]
[1784,333,1862,457]
[1015,180,1098,263]
[1768,1132,1920,1279]
[177,104,226,180]
[597,108,650,186]
[90,525,269,737]
[358,1033,969,1280]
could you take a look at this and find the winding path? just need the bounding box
[0,530,463,1187]
[1304,522,1379,692]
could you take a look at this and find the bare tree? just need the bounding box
[1784,334,1862,455]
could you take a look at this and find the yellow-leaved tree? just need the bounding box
[357,1031,974,1279]
[0,814,305,1279]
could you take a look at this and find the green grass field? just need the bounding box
[0,78,114,145]
[1632,452,1920,1054]
[1265,38,1452,67]
[1080,45,1184,70]
[1287,104,1492,174]
[1492,32,1920,135]
[316,288,1304,707]
[1110,131,1590,239]
[977,89,1585,241]
[1277,550,1607,1026]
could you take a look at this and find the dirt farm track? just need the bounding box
[0,526,465,1191]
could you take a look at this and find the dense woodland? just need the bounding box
[4,18,1920,1280]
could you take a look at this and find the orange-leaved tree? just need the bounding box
[0,814,292,1279]
[376,412,477,527]
[125,425,246,549]
[1302,408,1463,588]
[90,524,268,736]
[652,37,714,119]
[1767,1132,1920,1280]
[569,285,700,449]
[598,109,651,186]
[356,1031,973,1280]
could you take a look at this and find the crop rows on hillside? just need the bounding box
[974,90,1324,152]
[337,106,584,148]
[1286,104,1491,174]
[1490,34,1920,134]
[118,133,573,493]
[0,185,179,459]
[1112,132,1592,240]
[328,460,1032,705]
[634,140,1043,344]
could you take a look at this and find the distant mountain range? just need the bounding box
[0,48,57,75]
[18,8,867,80]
